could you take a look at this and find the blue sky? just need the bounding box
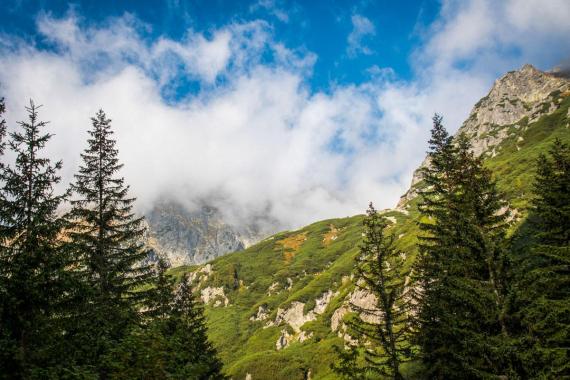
[0,0,569,230]
[2,0,438,94]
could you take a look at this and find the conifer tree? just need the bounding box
[0,97,6,160]
[0,100,69,376]
[146,257,175,321]
[413,115,511,378]
[67,109,153,370]
[105,273,226,379]
[515,139,569,377]
[165,274,226,379]
[0,97,11,376]
[335,203,413,379]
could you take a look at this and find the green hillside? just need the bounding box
[170,76,570,380]
[170,209,420,380]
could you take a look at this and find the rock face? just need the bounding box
[144,199,247,266]
[458,64,570,156]
[398,64,570,208]
[201,286,229,307]
[314,290,334,314]
[272,302,316,333]
[250,305,270,321]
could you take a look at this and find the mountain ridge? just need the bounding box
[168,64,570,379]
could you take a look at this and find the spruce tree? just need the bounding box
[165,274,226,379]
[0,97,6,159]
[0,100,69,376]
[146,257,175,321]
[515,139,569,378]
[105,273,226,379]
[67,109,153,371]
[0,97,12,376]
[335,203,413,379]
[413,115,511,378]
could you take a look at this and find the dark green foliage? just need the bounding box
[513,139,570,378]
[105,274,226,379]
[66,109,154,372]
[0,100,70,377]
[165,274,226,379]
[147,258,176,320]
[0,103,227,379]
[413,115,511,378]
[334,203,413,379]
[0,98,6,159]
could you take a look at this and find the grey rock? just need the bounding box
[144,199,246,266]
[398,64,570,208]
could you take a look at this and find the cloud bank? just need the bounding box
[0,0,569,231]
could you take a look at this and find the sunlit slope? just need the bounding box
[169,209,419,379]
[169,67,570,380]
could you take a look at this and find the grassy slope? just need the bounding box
[170,94,569,379]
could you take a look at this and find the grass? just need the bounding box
[166,91,570,379]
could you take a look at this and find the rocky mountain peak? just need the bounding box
[488,63,566,104]
[458,64,569,156]
[397,64,570,208]
[143,198,275,267]
[144,199,246,266]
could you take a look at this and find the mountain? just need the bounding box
[143,199,271,266]
[399,63,570,208]
[169,64,570,379]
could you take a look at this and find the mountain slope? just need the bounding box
[144,199,273,265]
[171,65,570,379]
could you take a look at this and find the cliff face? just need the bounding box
[458,64,570,156]
[398,64,570,208]
[144,200,247,266]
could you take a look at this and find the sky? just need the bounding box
[0,0,569,231]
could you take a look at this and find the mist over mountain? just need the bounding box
[177,63,570,378]
[1,1,570,236]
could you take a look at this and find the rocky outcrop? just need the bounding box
[188,263,213,284]
[330,289,382,345]
[270,301,316,333]
[250,305,270,321]
[458,64,570,156]
[145,200,246,266]
[276,329,293,350]
[398,64,570,208]
[275,327,314,350]
[314,290,334,314]
[331,306,350,332]
[201,286,229,307]
[268,291,336,350]
[267,281,280,295]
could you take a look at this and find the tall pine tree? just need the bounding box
[165,274,226,379]
[335,203,414,380]
[0,100,69,377]
[67,109,153,372]
[0,97,6,160]
[413,115,511,378]
[514,138,569,378]
[104,273,226,379]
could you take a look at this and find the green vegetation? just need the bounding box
[1,70,569,379]
[334,204,414,379]
[413,117,511,378]
[485,93,570,210]
[0,102,225,379]
[174,92,569,379]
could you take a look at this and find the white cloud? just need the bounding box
[1,0,569,232]
[347,14,376,57]
[250,0,291,23]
